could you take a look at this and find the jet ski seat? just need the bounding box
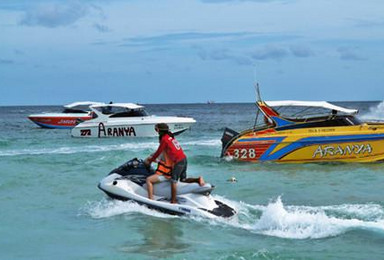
[110,158,214,199]
[144,181,214,199]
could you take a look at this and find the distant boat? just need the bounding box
[207,100,215,104]
[71,103,196,138]
[28,101,103,129]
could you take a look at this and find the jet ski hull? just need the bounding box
[98,174,236,218]
[98,159,236,218]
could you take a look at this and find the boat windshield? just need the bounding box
[94,106,149,117]
[62,105,90,113]
[254,103,362,128]
[271,105,345,120]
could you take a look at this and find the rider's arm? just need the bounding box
[148,136,167,163]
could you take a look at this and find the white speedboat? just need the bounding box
[28,101,104,129]
[98,158,236,218]
[71,103,196,138]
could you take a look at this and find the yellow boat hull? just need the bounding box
[223,124,384,163]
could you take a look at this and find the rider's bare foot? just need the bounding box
[198,176,205,186]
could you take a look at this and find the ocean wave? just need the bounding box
[237,196,384,239]
[360,101,384,120]
[81,195,384,240]
[0,142,156,156]
[183,139,221,147]
[80,199,174,219]
[0,138,220,157]
[0,139,10,148]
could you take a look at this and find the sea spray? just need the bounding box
[360,101,384,120]
[82,196,384,240]
[251,197,384,239]
[253,196,341,239]
[81,199,173,219]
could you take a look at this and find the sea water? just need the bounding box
[1,102,384,260]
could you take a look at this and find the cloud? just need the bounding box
[90,40,111,46]
[200,0,289,3]
[337,47,366,61]
[195,47,252,65]
[93,23,111,33]
[0,58,14,64]
[122,31,253,47]
[289,45,314,58]
[350,18,384,28]
[19,2,89,28]
[195,43,314,65]
[14,49,25,55]
[251,45,289,60]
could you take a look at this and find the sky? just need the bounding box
[1,0,384,105]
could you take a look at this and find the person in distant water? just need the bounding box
[145,123,205,203]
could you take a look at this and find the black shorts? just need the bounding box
[171,158,187,183]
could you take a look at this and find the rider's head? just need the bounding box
[155,123,169,133]
[155,123,173,140]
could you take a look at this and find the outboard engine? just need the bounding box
[221,127,239,156]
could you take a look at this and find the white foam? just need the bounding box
[222,155,234,162]
[81,199,174,219]
[360,101,384,121]
[81,195,384,240]
[244,197,384,239]
[0,142,158,157]
[0,138,220,157]
[183,139,221,147]
[192,196,384,239]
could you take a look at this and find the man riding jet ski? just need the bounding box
[98,158,236,218]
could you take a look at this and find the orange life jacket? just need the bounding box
[155,153,173,179]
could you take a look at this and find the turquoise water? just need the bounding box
[1,102,384,260]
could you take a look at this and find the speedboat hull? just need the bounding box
[222,125,384,163]
[221,86,384,163]
[71,118,195,138]
[28,113,92,129]
[71,103,196,138]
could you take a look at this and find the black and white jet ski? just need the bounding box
[98,158,236,218]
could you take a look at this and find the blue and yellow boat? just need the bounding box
[221,93,384,163]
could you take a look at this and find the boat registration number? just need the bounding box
[233,148,257,159]
[80,129,91,136]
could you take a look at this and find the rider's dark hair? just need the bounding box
[156,123,174,141]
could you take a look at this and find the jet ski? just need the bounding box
[98,158,236,218]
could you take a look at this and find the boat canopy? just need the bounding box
[64,101,104,108]
[91,103,144,110]
[265,100,358,115]
[90,103,149,117]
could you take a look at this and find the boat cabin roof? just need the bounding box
[64,101,104,109]
[90,103,149,117]
[62,101,104,113]
[254,100,362,129]
[265,100,358,115]
[91,103,144,110]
